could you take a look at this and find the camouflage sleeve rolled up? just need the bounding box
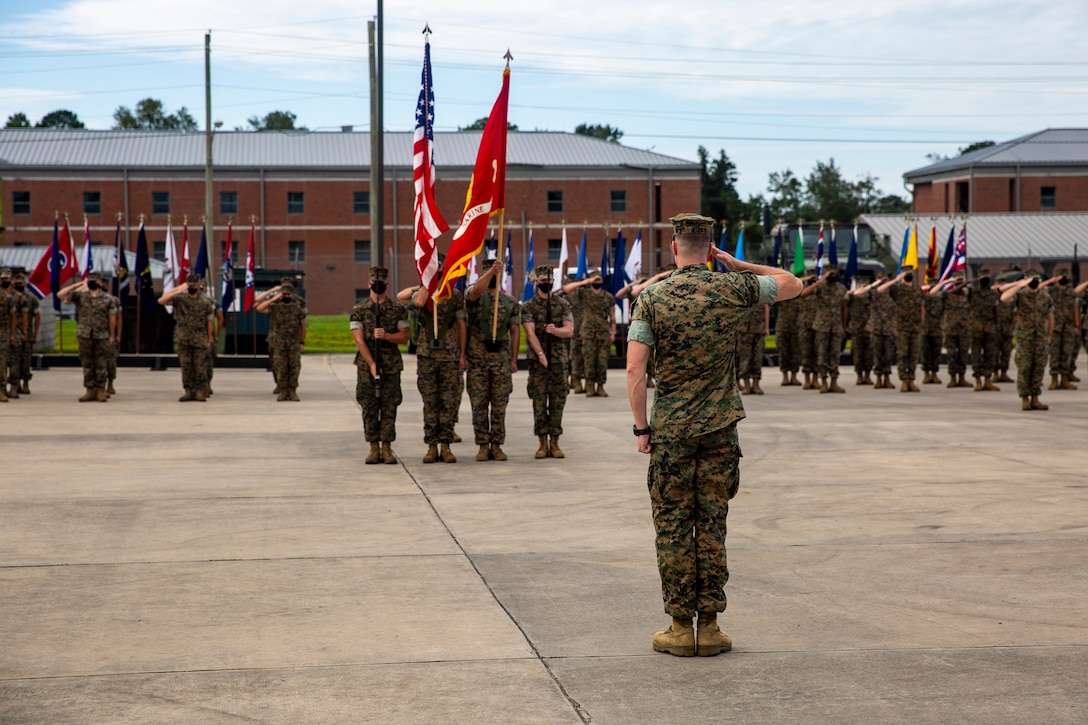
[632,264,759,442]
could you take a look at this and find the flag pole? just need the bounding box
[136,214,143,355]
[491,214,508,342]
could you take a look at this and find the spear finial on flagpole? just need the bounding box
[422,23,431,38]
[504,49,513,67]
[116,211,124,223]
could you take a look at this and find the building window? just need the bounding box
[153,241,166,260]
[83,191,102,215]
[610,190,627,213]
[547,238,563,263]
[152,191,170,215]
[354,240,371,263]
[355,288,368,304]
[287,191,304,215]
[353,191,370,215]
[13,241,32,247]
[547,190,563,213]
[12,191,30,215]
[1041,186,1056,210]
[220,191,238,216]
[288,240,306,264]
[955,182,969,214]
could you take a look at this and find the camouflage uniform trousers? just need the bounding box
[0,339,10,388]
[467,354,513,445]
[648,424,739,618]
[799,327,817,374]
[77,337,110,389]
[270,339,301,390]
[970,331,999,379]
[17,339,35,383]
[106,341,118,385]
[997,333,1014,375]
[178,342,210,391]
[851,331,872,375]
[777,323,800,374]
[871,333,895,376]
[814,330,843,378]
[945,331,970,377]
[1049,324,1077,375]
[1015,332,1049,398]
[921,333,943,374]
[581,334,610,385]
[356,367,402,442]
[737,333,764,380]
[418,356,461,445]
[895,330,921,381]
[205,345,218,387]
[526,359,568,436]
[570,334,584,380]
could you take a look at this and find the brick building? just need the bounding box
[906,129,1088,215]
[0,129,700,314]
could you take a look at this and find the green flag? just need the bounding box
[791,227,805,276]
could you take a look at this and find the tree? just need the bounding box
[766,168,804,221]
[35,109,85,129]
[458,116,518,131]
[574,123,623,143]
[698,146,745,230]
[113,98,198,130]
[5,112,31,128]
[247,110,307,131]
[958,140,995,156]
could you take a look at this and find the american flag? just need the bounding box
[815,226,825,276]
[413,33,448,298]
[938,223,967,284]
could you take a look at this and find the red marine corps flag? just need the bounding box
[433,53,511,302]
[413,26,449,300]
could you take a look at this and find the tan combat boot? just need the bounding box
[0,386,9,402]
[782,371,791,386]
[381,443,397,465]
[932,373,942,384]
[856,373,867,386]
[900,379,910,392]
[828,376,845,394]
[1031,395,1049,411]
[597,384,608,397]
[750,378,764,395]
[983,376,1000,392]
[276,390,288,402]
[973,376,983,391]
[288,389,300,401]
[7,384,19,399]
[440,443,457,463]
[908,380,920,392]
[959,374,973,388]
[365,442,382,464]
[1060,374,1078,390]
[789,371,800,386]
[802,372,813,390]
[107,381,117,396]
[873,374,883,389]
[572,378,585,394]
[817,375,828,393]
[78,388,96,402]
[273,385,282,395]
[585,382,598,397]
[476,444,491,462]
[1021,396,1032,411]
[422,444,439,463]
[1069,372,1081,383]
[738,377,749,394]
[490,444,507,461]
[95,388,109,402]
[193,388,207,402]
[549,435,565,459]
[1048,373,1059,390]
[946,376,957,389]
[696,612,733,656]
[453,431,462,443]
[652,617,695,657]
[20,380,30,394]
[535,436,549,459]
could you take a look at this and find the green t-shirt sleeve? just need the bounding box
[627,320,654,346]
[757,275,779,305]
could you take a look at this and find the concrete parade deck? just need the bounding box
[1,355,1086,724]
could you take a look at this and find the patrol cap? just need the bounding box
[14,271,27,282]
[0,268,11,278]
[369,266,389,282]
[86,271,103,282]
[532,265,553,282]
[588,269,603,280]
[669,213,715,237]
[186,272,202,286]
[479,258,498,272]
[280,276,296,286]
[280,281,296,293]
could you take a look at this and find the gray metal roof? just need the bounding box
[860,212,1088,262]
[0,129,698,171]
[0,247,166,279]
[904,128,1088,180]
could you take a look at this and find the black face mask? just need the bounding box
[188,287,199,295]
[827,273,837,282]
[1059,276,1069,286]
[488,276,498,289]
[86,281,99,291]
[903,273,914,283]
[0,281,10,289]
[371,281,387,295]
[537,282,553,294]
[282,295,293,302]
[591,281,602,289]
[979,277,992,289]
[14,284,25,292]
[1028,278,1040,290]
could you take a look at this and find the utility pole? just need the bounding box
[204,31,216,293]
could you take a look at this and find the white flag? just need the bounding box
[163,220,178,312]
[558,226,569,272]
[624,230,643,283]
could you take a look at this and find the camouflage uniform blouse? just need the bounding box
[465,290,519,359]
[921,294,944,335]
[67,290,118,340]
[629,264,768,442]
[966,287,1000,333]
[575,287,616,341]
[1010,289,1053,339]
[866,289,896,335]
[350,297,408,374]
[846,293,870,336]
[741,303,767,335]
[939,290,969,335]
[521,294,573,365]
[1049,285,1076,330]
[268,298,307,345]
[172,292,214,346]
[888,284,924,333]
[415,290,465,362]
[811,281,846,334]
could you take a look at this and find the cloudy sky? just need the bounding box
[3,0,1087,200]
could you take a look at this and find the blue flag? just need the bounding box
[49,220,62,312]
[845,225,859,287]
[716,226,729,271]
[829,226,839,268]
[576,229,588,280]
[772,228,782,268]
[220,235,235,313]
[134,222,157,311]
[599,231,610,285]
[111,219,130,305]
[522,231,535,302]
[611,230,628,295]
[939,224,955,279]
[193,224,210,279]
[896,225,911,273]
[734,226,745,263]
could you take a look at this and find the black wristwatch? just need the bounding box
[632,425,651,437]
